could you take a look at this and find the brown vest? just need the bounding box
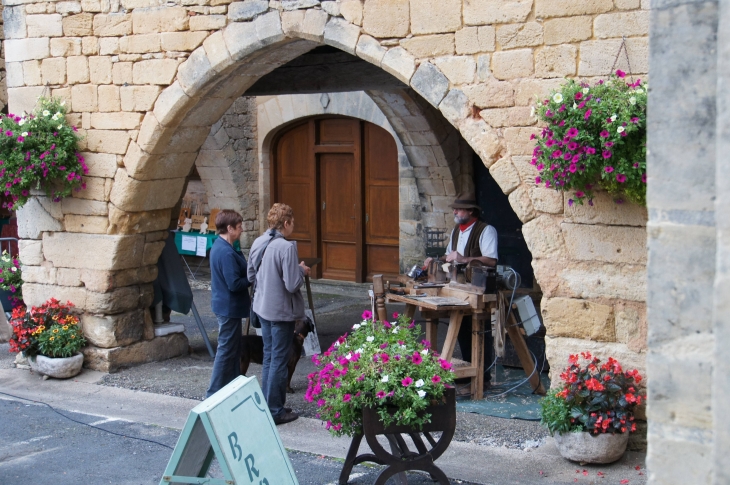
[450,220,488,257]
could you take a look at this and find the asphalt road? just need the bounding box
[0,396,477,485]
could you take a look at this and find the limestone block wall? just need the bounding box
[2,0,650,376]
[194,95,260,248]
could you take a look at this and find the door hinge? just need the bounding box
[365,213,369,224]
[322,202,326,210]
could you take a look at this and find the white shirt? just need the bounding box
[447,222,498,259]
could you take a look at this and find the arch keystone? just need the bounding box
[176,47,216,96]
[255,11,285,46]
[153,81,195,127]
[410,62,450,108]
[324,16,360,54]
[203,30,235,73]
[381,46,416,84]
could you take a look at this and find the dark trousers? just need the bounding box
[259,316,295,419]
[457,315,494,381]
[206,315,242,398]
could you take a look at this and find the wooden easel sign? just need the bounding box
[159,376,298,485]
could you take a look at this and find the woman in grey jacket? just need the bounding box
[248,203,310,425]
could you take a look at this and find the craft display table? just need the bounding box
[382,279,546,400]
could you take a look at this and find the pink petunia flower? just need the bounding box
[575,191,585,198]
[343,394,352,402]
[641,173,647,183]
[605,166,615,173]
[401,377,413,387]
[602,150,612,159]
[362,310,372,319]
[551,150,563,159]
[376,391,386,399]
[616,173,627,183]
[616,69,626,78]
[432,375,442,384]
[585,147,596,155]
[600,130,609,138]
[584,109,592,120]
[412,352,423,365]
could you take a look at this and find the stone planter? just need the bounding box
[339,387,456,485]
[554,430,629,464]
[29,353,84,379]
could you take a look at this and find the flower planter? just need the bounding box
[554,430,629,464]
[29,353,84,379]
[339,387,456,485]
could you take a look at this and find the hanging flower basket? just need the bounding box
[531,71,647,206]
[0,97,87,210]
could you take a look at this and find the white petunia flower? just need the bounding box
[421,349,428,355]
[572,102,577,109]
[392,327,399,334]
[356,348,364,354]
[629,96,636,105]
[18,119,25,126]
[582,88,589,94]
[417,390,427,398]
[10,267,17,272]
[415,379,424,388]
[400,344,407,349]
[381,375,389,383]
[617,126,625,134]
[57,125,63,130]
[334,341,340,346]
[42,110,50,117]
[552,93,563,103]
[61,100,66,106]
[635,88,643,94]
[352,323,361,330]
[366,336,375,342]
[610,114,617,122]
[21,132,27,137]
[346,352,352,360]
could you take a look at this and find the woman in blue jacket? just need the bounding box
[206,210,250,398]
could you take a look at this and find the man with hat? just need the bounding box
[424,192,498,388]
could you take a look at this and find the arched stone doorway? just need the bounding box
[10,6,649,376]
[272,116,399,282]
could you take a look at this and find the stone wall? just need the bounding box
[2,0,651,385]
[194,95,260,248]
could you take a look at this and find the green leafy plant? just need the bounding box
[0,250,23,307]
[0,97,87,210]
[306,311,455,437]
[8,298,86,358]
[540,352,644,436]
[531,71,647,205]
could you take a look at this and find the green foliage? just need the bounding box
[306,311,455,437]
[0,97,86,210]
[539,352,644,436]
[532,71,647,205]
[0,250,22,306]
[8,298,86,358]
[540,388,582,436]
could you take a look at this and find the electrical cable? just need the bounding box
[0,390,175,450]
[488,350,539,399]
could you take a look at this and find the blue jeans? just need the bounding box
[259,315,294,419]
[206,315,242,398]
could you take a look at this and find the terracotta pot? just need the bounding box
[554,430,629,464]
[29,353,84,379]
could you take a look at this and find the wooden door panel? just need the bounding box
[322,242,357,280]
[319,118,358,145]
[366,185,399,244]
[366,245,400,277]
[275,122,315,257]
[320,153,357,242]
[364,123,399,278]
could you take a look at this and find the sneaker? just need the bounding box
[284,407,293,413]
[274,411,299,425]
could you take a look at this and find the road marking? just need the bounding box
[2,435,52,447]
[89,417,120,426]
[322,472,364,485]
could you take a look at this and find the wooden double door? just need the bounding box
[272,117,399,282]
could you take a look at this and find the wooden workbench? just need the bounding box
[382,281,545,400]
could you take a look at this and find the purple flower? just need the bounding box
[17,136,24,143]
[616,173,627,183]
[600,130,610,138]
[566,127,579,138]
[605,166,615,173]
[602,150,612,159]
[401,377,413,387]
[568,142,578,151]
[563,152,572,161]
[575,191,585,198]
[605,141,614,148]
[5,131,12,137]
[585,147,596,155]
[584,109,592,120]
[535,176,542,184]
[641,173,647,183]
[569,164,577,173]
[568,199,574,207]
[343,394,351,402]
[551,150,563,159]
[376,391,386,399]
[412,352,423,365]
[616,69,626,78]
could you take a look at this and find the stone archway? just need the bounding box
[9,4,650,374]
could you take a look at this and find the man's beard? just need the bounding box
[454,214,472,225]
